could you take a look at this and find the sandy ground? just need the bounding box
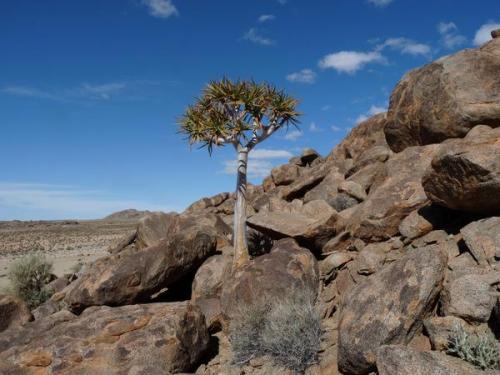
[0,220,136,290]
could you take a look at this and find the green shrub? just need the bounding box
[7,253,54,309]
[446,324,500,370]
[229,289,322,374]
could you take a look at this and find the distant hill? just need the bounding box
[103,209,151,222]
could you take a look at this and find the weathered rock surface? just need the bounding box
[346,144,439,241]
[220,238,319,321]
[376,345,489,375]
[422,127,500,215]
[460,217,500,265]
[271,163,300,186]
[64,222,218,312]
[0,302,209,374]
[385,38,500,152]
[247,200,338,250]
[423,316,479,351]
[0,294,33,333]
[338,245,447,374]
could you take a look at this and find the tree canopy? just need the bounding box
[179,78,301,153]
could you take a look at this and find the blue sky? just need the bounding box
[1,0,499,220]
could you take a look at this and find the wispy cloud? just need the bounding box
[355,105,386,123]
[473,21,500,46]
[321,105,332,111]
[258,14,275,23]
[142,0,178,18]
[243,28,275,46]
[0,182,176,220]
[286,69,316,84]
[368,0,394,7]
[1,81,157,103]
[331,125,342,132]
[284,130,303,141]
[319,51,386,74]
[309,122,323,132]
[222,148,293,178]
[437,22,467,49]
[376,37,432,56]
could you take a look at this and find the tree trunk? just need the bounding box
[233,148,249,269]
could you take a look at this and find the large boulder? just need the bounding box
[338,245,447,374]
[460,217,500,266]
[376,345,488,375]
[422,127,500,215]
[279,164,329,201]
[385,38,500,152]
[220,238,319,321]
[0,302,209,374]
[0,294,33,333]
[64,222,218,312]
[247,200,338,251]
[346,144,439,241]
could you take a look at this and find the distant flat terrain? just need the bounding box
[0,219,137,289]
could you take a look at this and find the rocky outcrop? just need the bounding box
[385,38,500,152]
[376,345,488,375]
[422,127,500,215]
[0,302,209,374]
[0,294,33,333]
[460,217,500,265]
[220,238,319,321]
[64,222,217,312]
[338,245,447,374]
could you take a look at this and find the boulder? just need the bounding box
[346,144,439,241]
[0,294,33,333]
[271,164,300,186]
[346,162,386,193]
[422,127,500,215]
[385,38,500,152]
[220,238,319,321]
[135,211,179,249]
[423,316,477,351]
[493,29,500,38]
[441,272,500,323]
[247,200,338,251]
[338,245,447,374]
[299,148,321,166]
[339,181,367,201]
[0,302,209,374]
[303,169,344,204]
[460,217,500,266]
[280,164,329,201]
[376,345,488,375]
[64,223,218,312]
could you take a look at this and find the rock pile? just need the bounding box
[1,37,499,375]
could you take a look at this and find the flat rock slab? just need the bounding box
[0,302,209,374]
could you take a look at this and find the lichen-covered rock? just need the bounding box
[338,245,447,374]
[385,38,500,152]
[0,302,209,374]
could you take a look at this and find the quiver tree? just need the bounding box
[179,78,300,269]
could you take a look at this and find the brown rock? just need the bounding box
[0,302,209,374]
[300,148,321,166]
[347,144,439,241]
[338,245,447,374]
[422,127,500,215]
[339,181,367,201]
[64,222,217,312]
[271,164,300,186]
[423,316,475,351]
[303,169,344,204]
[135,211,179,249]
[385,38,500,152]
[0,294,33,333]
[493,29,500,38]
[460,217,500,266]
[280,164,329,201]
[398,208,433,240]
[376,345,488,375]
[220,238,319,321]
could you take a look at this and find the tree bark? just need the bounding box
[233,148,249,269]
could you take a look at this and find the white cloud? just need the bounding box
[0,86,61,101]
[0,182,176,220]
[331,125,342,132]
[318,51,385,74]
[243,28,275,46]
[258,14,275,23]
[284,130,303,141]
[142,0,178,18]
[377,37,431,56]
[437,22,467,49]
[222,148,293,178]
[355,105,386,123]
[309,122,322,132]
[473,22,500,46]
[286,69,316,84]
[368,0,394,7]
